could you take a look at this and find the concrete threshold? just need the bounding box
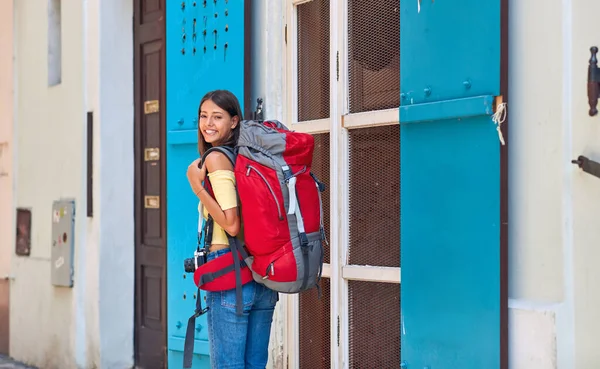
[0,356,37,369]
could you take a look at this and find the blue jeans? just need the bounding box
[206,248,279,369]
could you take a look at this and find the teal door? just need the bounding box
[400,0,507,368]
[165,1,246,367]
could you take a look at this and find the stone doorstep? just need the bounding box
[0,356,37,369]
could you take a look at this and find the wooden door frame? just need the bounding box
[133,0,168,366]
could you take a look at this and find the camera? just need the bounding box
[183,257,197,273]
[183,249,206,273]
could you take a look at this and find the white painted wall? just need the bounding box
[82,0,135,367]
[568,1,600,367]
[250,1,288,368]
[508,1,565,367]
[509,0,600,368]
[0,0,15,355]
[10,0,134,368]
[0,0,14,273]
[95,0,135,367]
[11,0,87,367]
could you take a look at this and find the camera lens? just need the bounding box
[184,258,196,273]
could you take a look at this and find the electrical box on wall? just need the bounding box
[51,199,75,287]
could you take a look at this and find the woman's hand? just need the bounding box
[187,158,207,195]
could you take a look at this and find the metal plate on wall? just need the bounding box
[51,200,75,287]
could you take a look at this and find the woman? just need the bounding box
[186,89,278,369]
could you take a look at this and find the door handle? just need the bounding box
[572,155,600,180]
[588,47,600,116]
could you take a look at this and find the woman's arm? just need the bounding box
[186,152,241,236]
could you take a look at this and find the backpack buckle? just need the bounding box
[195,306,209,317]
[299,232,309,247]
[282,166,293,182]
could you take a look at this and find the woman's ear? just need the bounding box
[231,116,239,129]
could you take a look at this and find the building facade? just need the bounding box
[1,0,135,368]
[0,0,15,357]
[1,0,600,369]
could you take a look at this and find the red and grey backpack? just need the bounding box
[183,120,326,368]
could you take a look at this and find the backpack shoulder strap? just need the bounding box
[201,146,236,168]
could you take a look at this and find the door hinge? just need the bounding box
[337,315,340,346]
[336,51,339,81]
[284,24,287,45]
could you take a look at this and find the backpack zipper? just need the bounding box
[261,263,275,280]
[246,165,284,220]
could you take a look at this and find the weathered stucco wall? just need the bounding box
[11,0,87,367]
[10,0,135,368]
[95,0,135,367]
[0,0,15,356]
[250,1,287,368]
[570,0,600,366]
[508,0,564,366]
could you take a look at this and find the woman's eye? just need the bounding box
[200,115,207,119]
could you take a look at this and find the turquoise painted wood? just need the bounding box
[166,1,245,367]
[400,0,502,368]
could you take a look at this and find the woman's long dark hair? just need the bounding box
[197,90,243,156]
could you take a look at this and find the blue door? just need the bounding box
[165,1,246,367]
[400,0,506,368]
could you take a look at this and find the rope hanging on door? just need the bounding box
[492,102,507,146]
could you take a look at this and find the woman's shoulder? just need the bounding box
[204,149,234,172]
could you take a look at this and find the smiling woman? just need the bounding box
[186,89,279,369]
[198,101,237,145]
[196,89,243,156]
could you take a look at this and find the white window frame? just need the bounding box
[285,1,401,368]
[286,0,331,134]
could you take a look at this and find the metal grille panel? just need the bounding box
[348,0,400,113]
[349,281,400,368]
[311,133,331,263]
[299,277,331,369]
[348,125,400,267]
[297,0,330,121]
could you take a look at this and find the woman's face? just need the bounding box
[199,99,238,146]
